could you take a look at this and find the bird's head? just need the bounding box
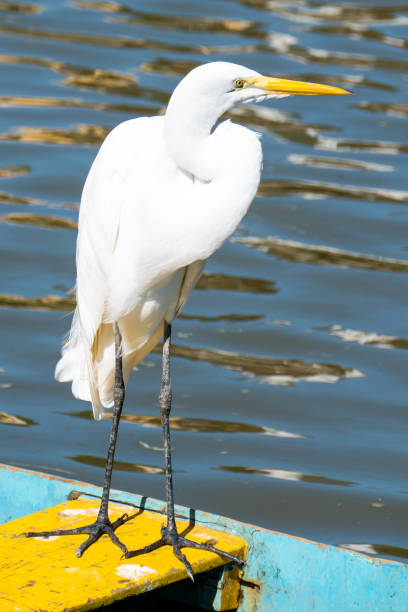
[166,61,350,125]
[164,61,350,179]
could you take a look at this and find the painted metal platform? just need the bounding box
[0,497,245,611]
[1,464,407,611]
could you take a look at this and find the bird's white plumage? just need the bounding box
[56,62,267,419]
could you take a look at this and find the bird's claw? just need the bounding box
[126,525,245,582]
[24,512,131,558]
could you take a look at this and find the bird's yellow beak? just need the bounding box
[245,75,351,95]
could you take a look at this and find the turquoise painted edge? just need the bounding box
[1,463,407,611]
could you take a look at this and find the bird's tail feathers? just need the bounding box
[55,311,109,420]
[56,310,168,421]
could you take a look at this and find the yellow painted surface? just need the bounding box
[0,499,246,611]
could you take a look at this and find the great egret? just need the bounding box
[25,62,349,580]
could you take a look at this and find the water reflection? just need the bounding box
[140,58,196,77]
[357,101,408,119]
[288,154,393,173]
[319,137,408,155]
[236,236,408,273]
[287,3,408,24]
[66,410,306,439]
[0,125,109,147]
[156,343,363,386]
[239,0,407,25]
[180,313,264,324]
[312,24,407,51]
[217,466,356,487]
[0,191,40,206]
[0,213,77,230]
[0,294,75,311]
[293,46,408,72]
[0,411,37,427]
[340,543,408,561]
[0,23,175,52]
[69,454,164,474]
[0,55,165,104]
[259,179,407,204]
[65,69,139,96]
[0,94,156,116]
[0,2,40,13]
[0,165,30,179]
[322,325,408,351]
[0,22,254,55]
[228,105,335,148]
[196,273,277,294]
[87,3,261,38]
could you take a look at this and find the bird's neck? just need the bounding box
[164,93,231,182]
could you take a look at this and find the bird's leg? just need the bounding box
[126,321,244,581]
[23,323,131,558]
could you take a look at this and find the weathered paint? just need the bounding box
[1,463,407,611]
[0,497,245,611]
[0,463,95,524]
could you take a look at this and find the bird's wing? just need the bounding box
[176,260,205,316]
[58,117,168,416]
[75,117,165,346]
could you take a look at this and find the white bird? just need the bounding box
[25,61,349,579]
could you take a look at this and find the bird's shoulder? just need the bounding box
[105,115,163,140]
[80,116,168,209]
[214,118,261,147]
[212,119,262,170]
[97,116,165,163]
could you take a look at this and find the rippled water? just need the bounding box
[0,0,407,564]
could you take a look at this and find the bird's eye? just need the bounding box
[233,78,245,89]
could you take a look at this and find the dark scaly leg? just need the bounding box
[126,321,244,581]
[24,323,131,557]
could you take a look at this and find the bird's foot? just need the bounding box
[125,522,244,582]
[23,512,130,558]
